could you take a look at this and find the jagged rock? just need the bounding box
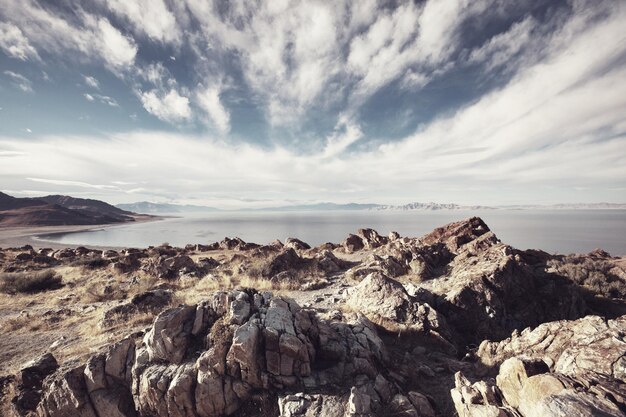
[412,239,588,344]
[477,315,626,382]
[102,289,173,327]
[36,290,394,417]
[315,250,351,274]
[145,255,198,279]
[103,250,119,259]
[349,254,407,279]
[219,237,259,251]
[357,229,389,250]
[15,217,626,417]
[343,234,364,253]
[407,391,436,417]
[263,248,306,278]
[13,353,59,415]
[450,372,509,417]
[37,365,98,417]
[285,238,311,251]
[496,357,549,407]
[346,273,456,351]
[462,315,626,417]
[347,386,371,415]
[420,217,493,252]
[144,305,196,364]
[197,257,219,270]
[278,393,346,417]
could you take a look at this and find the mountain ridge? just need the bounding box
[115,200,626,213]
[0,191,141,226]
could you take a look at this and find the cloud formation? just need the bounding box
[140,89,191,123]
[3,70,33,92]
[0,22,39,61]
[0,0,624,205]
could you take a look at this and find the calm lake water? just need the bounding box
[37,210,626,256]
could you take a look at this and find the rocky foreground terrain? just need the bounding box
[0,217,625,417]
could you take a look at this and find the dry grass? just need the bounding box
[0,269,62,294]
[100,311,155,331]
[177,271,294,305]
[1,314,47,333]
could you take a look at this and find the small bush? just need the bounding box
[0,270,63,294]
[71,257,110,270]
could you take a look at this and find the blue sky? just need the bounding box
[0,0,625,208]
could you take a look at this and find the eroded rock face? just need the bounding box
[477,315,626,382]
[451,315,626,417]
[407,236,588,344]
[13,353,59,415]
[35,290,428,417]
[347,272,457,352]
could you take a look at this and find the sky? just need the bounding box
[0,0,625,209]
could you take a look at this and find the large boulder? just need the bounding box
[262,248,307,278]
[346,273,456,351]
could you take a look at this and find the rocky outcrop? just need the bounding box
[346,273,457,352]
[341,229,389,253]
[102,289,173,327]
[284,238,311,251]
[450,315,626,417]
[12,353,59,415]
[404,232,589,344]
[142,255,199,279]
[34,290,439,417]
[477,315,626,382]
[4,216,626,417]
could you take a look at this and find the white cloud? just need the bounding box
[103,0,180,43]
[0,0,137,72]
[0,22,39,60]
[140,89,191,123]
[95,94,119,107]
[26,177,120,190]
[3,70,33,92]
[94,17,138,68]
[467,16,539,71]
[196,85,230,133]
[84,75,100,89]
[84,92,118,107]
[1,3,624,205]
[322,116,363,158]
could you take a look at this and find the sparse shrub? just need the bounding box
[0,270,62,294]
[71,257,110,270]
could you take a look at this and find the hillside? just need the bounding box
[0,192,139,227]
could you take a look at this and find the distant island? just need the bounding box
[0,191,145,227]
[2,192,625,227]
[116,200,626,214]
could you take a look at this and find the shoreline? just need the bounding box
[0,215,163,250]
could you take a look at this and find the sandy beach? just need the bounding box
[0,215,161,249]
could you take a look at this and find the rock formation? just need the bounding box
[1,216,625,416]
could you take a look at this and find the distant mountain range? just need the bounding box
[116,201,219,214]
[116,200,626,214]
[0,192,139,227]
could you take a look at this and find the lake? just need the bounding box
[37,210,626,256]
